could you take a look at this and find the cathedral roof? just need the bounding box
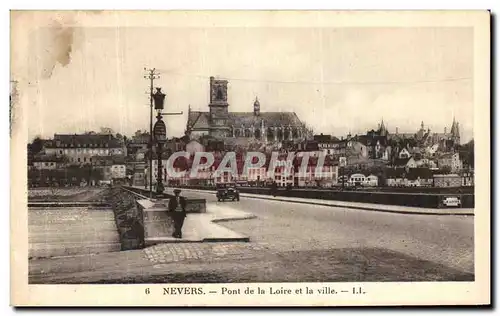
[229,112,303,127]
[186,111,304,131]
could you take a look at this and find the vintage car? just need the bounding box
[216,183,240,202]
[441,196,461,208]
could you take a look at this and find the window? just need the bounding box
[78,158,81,162]
[84,157,87,162]
[59,150,62,154]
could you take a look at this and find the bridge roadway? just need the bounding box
[169,188,474,275]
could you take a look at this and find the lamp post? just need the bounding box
[152,87,183,198]
[152,88,167,197]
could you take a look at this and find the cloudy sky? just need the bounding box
[24,24,473,142]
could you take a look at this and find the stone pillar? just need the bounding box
[274,127,278,142]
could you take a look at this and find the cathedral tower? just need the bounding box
[208,76,230,137]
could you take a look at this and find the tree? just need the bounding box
[29,136,44,155]
[459,139,474,169]
[100,127,114,135]
[439,165,452,174]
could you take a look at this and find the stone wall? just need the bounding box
[176,185,474,209]
[105,188,145,250]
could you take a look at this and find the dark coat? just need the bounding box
[167,195,187,217]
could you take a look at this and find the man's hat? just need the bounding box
[173,189,181,194]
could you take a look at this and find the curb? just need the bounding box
[211,215,258,223]
[242,195,474,216]
[179,188,474,216]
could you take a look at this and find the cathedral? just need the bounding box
[185,76,309,143]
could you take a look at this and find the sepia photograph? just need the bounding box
[10,10,490,306]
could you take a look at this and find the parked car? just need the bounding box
[216,183,240,202]
[441,196,461,208]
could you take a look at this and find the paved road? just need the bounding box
[179,189,474,275]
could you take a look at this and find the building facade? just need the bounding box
[437,152,463,172]
[433,174,462,188]
[44,133,125,165]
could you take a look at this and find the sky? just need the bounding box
[24,25,474,143]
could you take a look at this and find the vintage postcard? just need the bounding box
[11,10,490,306]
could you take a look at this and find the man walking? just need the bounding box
[271,181,278,197]
[168,189,187,238]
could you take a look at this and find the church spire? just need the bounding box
[450,116,460,142]
[253,96,260,116]
[379,117,387,136]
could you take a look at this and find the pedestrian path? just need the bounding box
[135,189,256,244]
[145,212,250,244]
[174,188,474,216]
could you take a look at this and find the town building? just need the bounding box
[185,76,309,143]
[44,133,125,165]
[314,134,340,156]
[392,157,418,169]
[398,148,412,159]
[437,152,463,172]
[461,171,474,186]
[356,120,391,160]
[126,130,149,160]
[433,174,462,188]
[329,139,348,157]
[32,154,66,170]
[91,155,126,182]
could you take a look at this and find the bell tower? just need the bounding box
[209,76,229,117]
[208,76,230,137]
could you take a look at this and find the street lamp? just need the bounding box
[339,156,346,190]
[152,88,167,197]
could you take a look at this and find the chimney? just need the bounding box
[396,127,398,135]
